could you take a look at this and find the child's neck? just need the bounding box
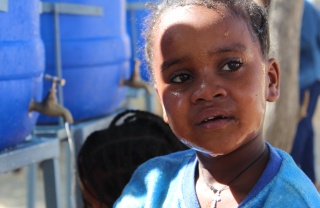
[196,137,268,187]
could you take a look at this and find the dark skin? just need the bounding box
[152,5,280,207]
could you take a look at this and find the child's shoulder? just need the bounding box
[243,145,320,207]
[269,147,320,206]
[114,149,196,207]
[127,149,195,185]
[274,147,313,183]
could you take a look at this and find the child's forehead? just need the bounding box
[157,4,231,28]
[154,5,246,42]
[154,4,247,39]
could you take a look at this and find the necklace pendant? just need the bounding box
[211,199,219,208]
[211,191,221,208]
[211,200,217,208]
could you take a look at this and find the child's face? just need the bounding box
[152,5,279,155]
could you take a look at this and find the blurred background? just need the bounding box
[0,0,319,207]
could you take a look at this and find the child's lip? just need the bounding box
[195,108,233,126]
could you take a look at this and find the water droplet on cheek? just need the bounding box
[169,91,184,108]
[171,92,180,97]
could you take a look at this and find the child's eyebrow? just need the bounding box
[208,43,247,55]
[161,56,189,72]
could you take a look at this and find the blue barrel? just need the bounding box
[126,0,156,81]
[0,1,44,150]
[38,0,131,124]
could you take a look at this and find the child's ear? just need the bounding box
[155,87,169,123]
[266,58,280,102]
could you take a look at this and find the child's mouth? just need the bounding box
[198,115,232,129]
[201,115,228,123]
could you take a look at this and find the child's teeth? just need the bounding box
[205,117,215,122]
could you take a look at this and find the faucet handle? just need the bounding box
[44,74,66,86]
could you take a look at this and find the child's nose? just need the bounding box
[190,77,227,103]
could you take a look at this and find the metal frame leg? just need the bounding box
[27,164,37,208]
[42,158,62,208]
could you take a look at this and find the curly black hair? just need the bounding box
[77,109,188,207]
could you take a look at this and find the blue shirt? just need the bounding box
[114,143,320,207]
[299,1,320,88]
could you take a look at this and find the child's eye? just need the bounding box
[221,60,243,71]
[170,73,191,83]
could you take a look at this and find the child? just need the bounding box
[290,0,320,186]
[77,109,188,207]
[114,0,320,207]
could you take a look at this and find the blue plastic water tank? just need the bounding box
[126,0,156,81]
[0,0,44,150]
[38,0,131,124]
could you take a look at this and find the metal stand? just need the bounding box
[0,137,61,208]
[35,112,120,208]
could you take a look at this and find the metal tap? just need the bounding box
[121,59,152,94]
[29,74,73,124]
